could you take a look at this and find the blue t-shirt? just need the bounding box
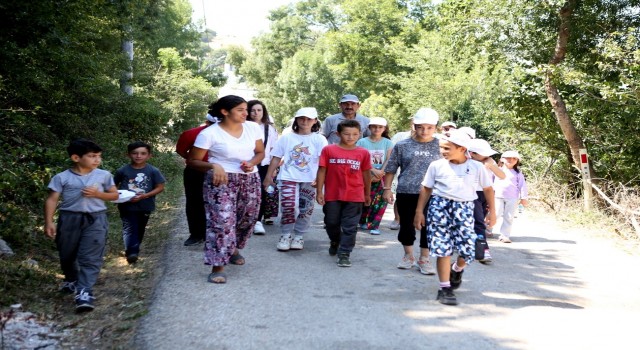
[114,164,166,212]
[356,137,394,170]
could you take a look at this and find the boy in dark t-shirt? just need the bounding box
[316,120,372,267]
[114,141,166,264]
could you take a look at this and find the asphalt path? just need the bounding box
[134,203,640,349]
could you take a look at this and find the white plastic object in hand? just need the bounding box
[112,190,136,203]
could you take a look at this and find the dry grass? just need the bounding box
[526,176,640,253]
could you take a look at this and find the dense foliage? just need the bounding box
[236,0,639,186]
[0,0,219,245]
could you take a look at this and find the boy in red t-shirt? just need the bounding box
[316,119,372,267]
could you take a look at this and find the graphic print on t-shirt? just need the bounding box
[127,173,149,194]
[286,143,312,172]
[328,157,362,173]
[370,150,385,166]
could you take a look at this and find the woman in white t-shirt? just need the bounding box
[188,95,265,284]
[247,100,279,233]
[263,107,328,252]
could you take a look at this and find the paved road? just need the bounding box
[134,204,640,349]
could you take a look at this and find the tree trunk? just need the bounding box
[544,0,594,209]
[544,0,584,168]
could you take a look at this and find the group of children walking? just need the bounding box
[43,96,528,312]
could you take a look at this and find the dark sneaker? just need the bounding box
[59,281,77,294]
[75,289,95,312]
[126,254,139,264]
[450,266,464,290]
[328,242,339,256]
[184,236,204,246]
[436,287,458,305]
[337,254,351,267]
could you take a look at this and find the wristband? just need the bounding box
[383,187,391,190]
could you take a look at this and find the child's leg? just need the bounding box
[279,180,299,237]
[292,182,315,236]
[500,199,518,239]
[76,212,108,292]
[337,202,362,254]
[56,212,83,283]
[436,256,452,282]
[366,181,388,230]
[323,201,342,244]
[120,211,141,256]
[396,193,420,256]
[137,212,151,246]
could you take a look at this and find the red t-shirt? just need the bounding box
[176,125,209,161]
[319,144,372,202]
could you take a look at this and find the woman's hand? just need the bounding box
[370,169,383,182]
[263,177,274,190]
[240,161,254,173]
[211,164,228,186]
[383,189,394,204]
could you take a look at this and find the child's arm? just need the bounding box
[44,191,60,239]
[483,157,506,179]
[413,186,432,230]
[262,156,282,189]
[130,183,165,203]
[82,184,119,201]
[382,172,395,204]
[362,168,372,206]
[518,173,529,206]
[315,167,326,205]
[482,186,497,227]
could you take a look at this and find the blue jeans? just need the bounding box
[120,211,150,256]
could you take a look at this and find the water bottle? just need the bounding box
[518,204,524,213]
[266,185,275,194]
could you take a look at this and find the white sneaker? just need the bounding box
[277,234,292,251]
[290,236,304,250]
[417,259,436,275]
[254,221,266,235]
[389,221,400,230]
[479,249,493,264]
[397,254,416,269]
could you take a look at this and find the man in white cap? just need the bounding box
[321,94,370,144]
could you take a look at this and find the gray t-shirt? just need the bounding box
[114,164,166,212]
[384,137,442,194]
[321,113,370,144]
[47,168,115,213]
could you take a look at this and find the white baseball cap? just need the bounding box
[501,150,521,159]
[369,117,388,126]
[468,139,497,157]
[441,121,457,128]
[339,94,360,103]
[413,108,439,125]
[440,129,472,148]
[294,107,318,119]
[458,126,476,139]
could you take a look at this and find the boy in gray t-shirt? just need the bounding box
[44,139,118,312]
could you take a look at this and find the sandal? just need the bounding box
[229,253,245,265]
[207,271,227,284]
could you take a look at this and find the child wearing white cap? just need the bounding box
[467,139,506,263]
[414,130,496,305]
[356,117,394,235]
[263,107,328,251]
[492,150,529,243]
[383,107,442,275]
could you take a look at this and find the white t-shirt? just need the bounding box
[422,158,492,202]
[271,132,328,183]
[193,122,263,174]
